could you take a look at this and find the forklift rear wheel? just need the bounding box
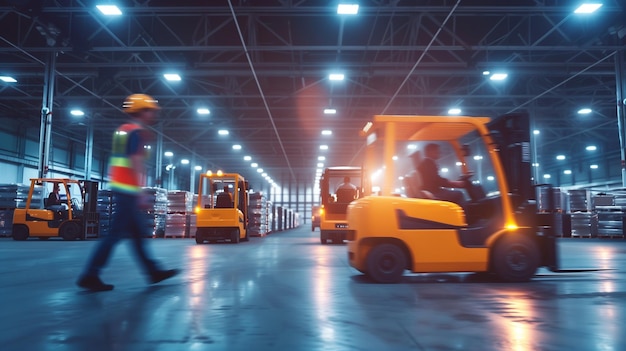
[320,232,327,245]
[366,243,406,283]
[12,224,29,241]
[59,221,82,241]
[195,236,204,244]
[491,234,539,282]
[231,229,240,244]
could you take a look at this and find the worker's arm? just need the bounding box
[127,130,147,187]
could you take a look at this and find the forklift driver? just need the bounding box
[417,143,471,205]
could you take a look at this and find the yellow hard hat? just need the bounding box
[122,94,160,113]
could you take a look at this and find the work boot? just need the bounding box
[150,269,179,284]
[77,276,114,292]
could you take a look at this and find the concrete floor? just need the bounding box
[0,227,625,351]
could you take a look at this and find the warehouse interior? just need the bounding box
[1,1,626,350]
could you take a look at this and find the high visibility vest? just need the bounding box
[108,123,146,193]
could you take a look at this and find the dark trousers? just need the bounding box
[82,191,159,278]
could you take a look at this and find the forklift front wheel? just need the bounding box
[231,229,240,244]
[12,224,29,241]
[366,243,406,283]
[59,221,82,241]
[491,234,539,282]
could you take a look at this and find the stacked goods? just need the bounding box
[595,190,625,238]
[248,192,268,236]
[568,189,593,238]
[165,191,193,238]
[97,190,113,238]
[266,201,273,234]
[0,209,13,237]
[141,187,168,237]
[0,184,43,209]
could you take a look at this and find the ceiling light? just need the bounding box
[482,71,490,76]
[194,166,202,171]
[533,130,540,135]
[318,156,326,161]
[543,174,551,179]
[232,144,242,150]
[586,145,597,151]
[323,108,337,114]
[337,4,359,15]
[181,159,190,165]
[164,151,173,157]
[590,164,599,169]
[243,155,252,161]
[70,109,84,116]
[407,144,417,150]
[319,145,328,150]
[218,129,229,135]
[556,155,566,160]
[257,168,264,173]
[317,163,324,168]
[197,108,210,115]
[96,5,122,15]
[251,163,258,168]
[578,108,592,114]
[489,73,508,81]
[574,3,603,14]
[448,108,462,115]
[487,176,495,181]
[0,76,17,83]
[564,170,572,175]
[328,73,344,81]
[163,73,181,81]
[321,130,332,135]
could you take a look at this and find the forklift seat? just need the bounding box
[215,193,233,208]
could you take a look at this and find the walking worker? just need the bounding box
[77,94,179,292]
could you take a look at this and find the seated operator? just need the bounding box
[417,143,470,205]
[335,176,357,203]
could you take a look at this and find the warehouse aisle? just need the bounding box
[0,228,625,351]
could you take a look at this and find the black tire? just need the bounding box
[241,230,249,242]
[231,229,240,244]
[195,236,204,244]
[491,234,539,282]
[12,224,29,241]
[59,221,82,241]
[366,243,406,283]
[311,225,314,232]
[39,237,50,241]
[320,231,327,245]
[332,238,343,245]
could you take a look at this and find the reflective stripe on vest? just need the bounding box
[108,123,143,193]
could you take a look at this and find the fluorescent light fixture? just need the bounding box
[262,173,267,177]
[578,108,592,114]
[407,144,417,150]
[232,144,242,150]
[328,73,345,81]
[543,174,551,179]
[448,108,462,115]
[482,71,490,76]
[392,155,398,161]
[586,145,597,151]
[243,155,252,161]
[251,163,258,168]
[164,151,173,157]
[490,73,508,81]
[197,108,210,115]
[487,176,495,181]
[70,109,84,116]
[337,4,359,15]
[321,130,332,135]
[441,167,448,173]
[257,168,264,173]
[564,170,572,175]
[96,5,122,15]
[218,129,229,135]
[574,3,603,14]
[163,73,181,81]
[318,156,326,161]
[455,161,463,166]
[532,163,540,167]
[194,166,202,171]
[473,155,483,160]
[181,159,190,165]
[0,76,17,83]
[317,163,324,168]
[556,155,566,160]
[323,108,337,114]
[319,145,329,150]
[590,164,599,169]
[533,130,540,135]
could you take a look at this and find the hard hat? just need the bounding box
[122,94,160,113]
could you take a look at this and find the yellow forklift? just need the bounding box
[195,171,249,244]
[12,178,99,241]
[346,113,563,283]
[319,166,368,244]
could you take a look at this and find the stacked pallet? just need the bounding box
[594,191,625,238]
[142,187,168,237]
[96,190,113,238]
[165,190,193,238]
[0,184,43,209]
[569,189,595,238]
[248,192,269,236]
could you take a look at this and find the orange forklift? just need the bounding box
[12,178,99,240]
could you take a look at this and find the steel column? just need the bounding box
[38,52,56,178]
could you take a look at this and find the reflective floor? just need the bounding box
[1,228,625,351]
